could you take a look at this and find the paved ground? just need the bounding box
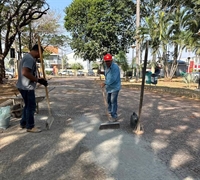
[1,77,200,180]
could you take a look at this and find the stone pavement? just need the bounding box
[0,77,200,180]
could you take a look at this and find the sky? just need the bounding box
[46,0,72,25]
[45,0,73,52]
[45,0,192,62]
[46,0,72,12]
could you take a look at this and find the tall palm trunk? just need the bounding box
[135,0,140,82]
[169,44,178,79]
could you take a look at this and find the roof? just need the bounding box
[168,60,186,64]
[45,46,58,54]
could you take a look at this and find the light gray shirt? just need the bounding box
[16,53,37,90]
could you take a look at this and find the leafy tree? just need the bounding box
[0,0,49,83]
[114,50,129,77]
[61,54,69,70]
[139,9,170,77]
[138,1,200,79]
[167,7,198,79]
[92,62,100,69]
[17,10,70,58]
[64,0,136,62]
[71,62,83,75]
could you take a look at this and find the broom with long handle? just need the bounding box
[98,63,120,130]
[37,35,54,129]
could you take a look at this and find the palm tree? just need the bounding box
[139,11,168,74]
[167,7,198,79]
[114,51,129,78]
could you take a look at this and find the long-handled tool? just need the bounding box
[37,35,54,130]
[132,41,149,135]
[98,67,120,130]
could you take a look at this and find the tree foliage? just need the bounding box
[64,0,136,62]
[26,10,71,50]
[138,0,200,79]
[0,0,49,83]
[71,63,83,70]
[114,50,129,73]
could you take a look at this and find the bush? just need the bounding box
[45,71,53,75]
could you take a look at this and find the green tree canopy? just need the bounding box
[114,50,129,73]
[64,0,136,62]
[71,63,83,70]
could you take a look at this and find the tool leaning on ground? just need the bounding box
[98,67,120,130]
[130,41,149,135]
[37,35,54,130]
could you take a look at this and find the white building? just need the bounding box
[44,49,96,73]
[65,52,92,72]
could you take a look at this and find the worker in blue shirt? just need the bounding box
[98,53,121,121]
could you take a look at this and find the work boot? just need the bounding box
[27,127,42,133]
[111,117,118,122]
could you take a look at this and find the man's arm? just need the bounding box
[22,67,38,82]
[22,67,48,86]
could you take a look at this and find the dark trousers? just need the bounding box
[18,89,36,129]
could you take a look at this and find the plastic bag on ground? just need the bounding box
[0,106,11,129]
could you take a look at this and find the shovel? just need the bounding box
[37,35,54,130]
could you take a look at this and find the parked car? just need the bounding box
[58,70,74,76]
[5,69,14,79]
[58,70,68,76]
[67,70,74,76]
[77,71,84,76]
[87,70,95,76]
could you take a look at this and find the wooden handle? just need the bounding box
[37,35,51,115]
[37,36,46,79]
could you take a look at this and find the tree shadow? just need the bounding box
[119,87,200,179]
[1,78,199,180]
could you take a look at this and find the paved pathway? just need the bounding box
[1,77,200,180]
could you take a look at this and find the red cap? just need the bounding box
[103,53,112,61]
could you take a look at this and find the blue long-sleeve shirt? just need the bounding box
[104,62,121,93]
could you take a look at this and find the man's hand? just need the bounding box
[38,78,48,86]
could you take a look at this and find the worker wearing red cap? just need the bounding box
[98,53,121,121]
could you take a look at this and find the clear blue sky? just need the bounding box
[46,0,72,31]
[46,0,72,11]
[46,0,72,19]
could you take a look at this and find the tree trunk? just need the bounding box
[0,55,5,84]
[169,44,178,79]
[151,53,156,73]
